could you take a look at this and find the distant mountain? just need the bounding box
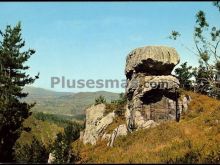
[23,86,73,99]
[23,86,120,117]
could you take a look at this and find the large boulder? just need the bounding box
[125,46,180,79]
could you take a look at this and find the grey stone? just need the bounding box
[125,46,180,78]
[81,104,115,145]
[125,46,189,131]
[108,124,128,147]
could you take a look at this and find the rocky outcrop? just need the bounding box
[81,104,115,145]
[125,46,190,132]
[80,45,191,148]
[80,104,128,146]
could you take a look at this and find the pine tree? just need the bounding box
[174,62,194,90]
[52,132,67,163]
[31,136,48,163]
[52,122,81,163]
[0,22,39,162]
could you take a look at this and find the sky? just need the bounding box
[0,2,219,93]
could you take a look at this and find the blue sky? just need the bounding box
[0,2,219,93]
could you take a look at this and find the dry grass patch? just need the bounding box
[72,91,220,163]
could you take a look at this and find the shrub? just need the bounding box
[94,95,106,105]
[14,136,49,163]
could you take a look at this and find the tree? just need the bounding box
[174,62,194,90]
[168,30,181,40]
[213,1,220,11]
[52,122,81,163]
[169,2,220,98]
[14,136,48,163]
[0,22,39,162]
[94,95,106,105]
[64,122,81,144]
[51,132,67,163]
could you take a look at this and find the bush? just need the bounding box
[94,95,106,105]
[14,136,49,163]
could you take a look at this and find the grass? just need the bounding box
[15,115,63,149]
[105,116,125,134]
[71,91,220,163]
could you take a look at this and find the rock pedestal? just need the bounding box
[125,46,182,131]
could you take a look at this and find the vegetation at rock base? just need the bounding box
[94,95,107,105]
[105,93,127,116]
[1,2,220,164]
[72,91,220,163]
[104,93,127,133]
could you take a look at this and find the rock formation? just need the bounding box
[81,104,115,145]
[80,45,191,147]
[125,46,188,131]
[80,103,128,146]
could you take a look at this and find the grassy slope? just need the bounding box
[72,91,220,163]
[16,115,63,148]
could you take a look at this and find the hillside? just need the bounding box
[15,115,63,149]
[72,91,220,163]
[23,86,71,98]
[23,87,120,117]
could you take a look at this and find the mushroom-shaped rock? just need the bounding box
[125,46,180,79]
